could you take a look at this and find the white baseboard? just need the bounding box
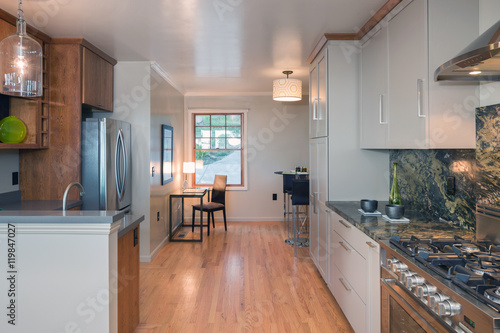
[187,217,284,223]
[149,234,170,261]
[140,255,151,263]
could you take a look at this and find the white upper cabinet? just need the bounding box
[309,48,328,138]
[360,0,479,149]
[361,25,388,148]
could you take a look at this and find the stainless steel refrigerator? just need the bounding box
[81,118,132,212]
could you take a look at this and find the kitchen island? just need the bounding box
[0,210,143,333]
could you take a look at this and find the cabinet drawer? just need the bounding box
[333,231,367,302]
[331,263,367,333]
[332,211,377,259]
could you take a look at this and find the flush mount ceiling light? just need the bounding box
[0,0,43,97]
[273,70,302,102]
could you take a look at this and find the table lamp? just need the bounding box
[183,162,195,190]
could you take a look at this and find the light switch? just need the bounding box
[152,166,155,177]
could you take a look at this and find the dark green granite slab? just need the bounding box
[390,149,476,231]
[327,201,474,242]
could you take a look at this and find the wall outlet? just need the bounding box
[272,193,277,200]
[157,211,160,221]
[12,172,18,186]
[152,166,155,177]
[447,176,455,195]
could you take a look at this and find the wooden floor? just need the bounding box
[135,221,354,333]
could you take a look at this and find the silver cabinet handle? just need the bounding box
[313,192,319,214]
[338,219,351,229]
[339,241,351,253]
[379,94,387,124]
[417,79,425,118]
[313,98,319,120]
[366,241,376,248]
[339,278,352,292]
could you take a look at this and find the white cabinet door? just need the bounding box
[309,193,319,265]
[361,25,388,148]
[367,240,381,333]
[387,0,428,148]
[309,49,328,138]
[318,201,328,282]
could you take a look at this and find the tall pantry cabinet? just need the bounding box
[308,41,388,333]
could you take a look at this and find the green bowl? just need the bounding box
[0,116,27,143]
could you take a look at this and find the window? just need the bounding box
[190,110,247,188]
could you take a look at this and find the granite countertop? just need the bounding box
[327,201,475,242]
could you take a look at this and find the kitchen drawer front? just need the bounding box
[332,263,367,333]
[332,211,375,259]
[332,230,367,302]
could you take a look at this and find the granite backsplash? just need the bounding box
[390,150,476,231]
[389,103,500,232]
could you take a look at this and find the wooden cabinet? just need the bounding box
[329,211,380,333]
[118,226,140,333]
[19,39,116,200]
[309,47,328,138]
[82,47,114,112]
[360,0,479,149]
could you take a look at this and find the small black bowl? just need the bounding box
[386,204,405,219]
[361,199,378,213]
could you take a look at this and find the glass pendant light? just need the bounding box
[273,70,302,102]
[0,0,43,97]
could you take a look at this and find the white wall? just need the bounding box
[185,95,309,221]
[479,0,500,107]
[0,150,19,194]
[149,68,184,257]
[112,62,152,260]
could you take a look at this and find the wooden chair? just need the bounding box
[192,174,227,236]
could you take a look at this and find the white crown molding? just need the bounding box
[0,221,121,235]
[150,61,184,95]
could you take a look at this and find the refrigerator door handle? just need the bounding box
[115,129,127,201]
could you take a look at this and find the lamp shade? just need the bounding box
[183,162,195,174]
[0,6,43,97]
[273,78,302,101]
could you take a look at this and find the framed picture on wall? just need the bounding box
[161,124,174,185]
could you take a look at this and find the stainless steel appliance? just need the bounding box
[380,230,500,332]
[81,118,131,212]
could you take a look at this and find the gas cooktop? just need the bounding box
[391,235,500,312]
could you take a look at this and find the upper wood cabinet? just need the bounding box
[360,0,479,149]
[82,47,114,112]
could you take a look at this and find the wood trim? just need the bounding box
[51,38,117,65]
[355,0,403,39]
[307,0,403,63]
[0,9,52,43]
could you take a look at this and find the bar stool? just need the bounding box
[283,174,294,233]
[291,179,309,257]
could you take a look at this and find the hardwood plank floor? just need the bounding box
[136,221,354,333]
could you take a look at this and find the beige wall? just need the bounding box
[185,95,309,222]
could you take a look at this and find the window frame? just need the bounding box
[187,109,248,190]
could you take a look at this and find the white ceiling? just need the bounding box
[1,0,387,94]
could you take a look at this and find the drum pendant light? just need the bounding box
[0,0,43,97]
[273,70,302,102]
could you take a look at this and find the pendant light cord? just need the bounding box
[17,0,24,21]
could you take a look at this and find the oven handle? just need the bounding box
[381,278,443,333]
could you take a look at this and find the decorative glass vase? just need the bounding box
[389,163,402,205]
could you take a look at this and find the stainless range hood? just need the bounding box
[435,19,500,81]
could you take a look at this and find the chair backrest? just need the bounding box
[283,174,294,193]
[291,179,309,206]
[212,174,227,205]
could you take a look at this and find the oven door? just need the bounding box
[381,278,454,333]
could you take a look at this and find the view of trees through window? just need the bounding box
[193,113,243,186]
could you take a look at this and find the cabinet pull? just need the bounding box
[379,94,387,124]
[313,192,319,214]
[313,98,319,120]
[133,227,139,247]
[366,241,376,248]
[339,241,352,253]
[417,79,425,118]
[339,278,352,292]
[338,219,351,229]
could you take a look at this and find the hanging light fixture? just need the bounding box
[273,70,302,102]
[0,0,43,97]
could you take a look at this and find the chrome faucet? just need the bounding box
[62,182,85,211]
